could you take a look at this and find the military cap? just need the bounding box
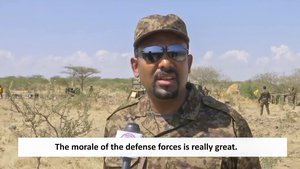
[134,14,189,47]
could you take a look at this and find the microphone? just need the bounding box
[116,123,142,169]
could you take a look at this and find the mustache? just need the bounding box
[154,67,179,80]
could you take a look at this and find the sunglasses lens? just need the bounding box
[141,46,163,63]
[140,44,187,63]
[167,44,188,61]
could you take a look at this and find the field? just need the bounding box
[0,86,299,169]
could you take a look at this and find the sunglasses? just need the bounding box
[137,44,188,63]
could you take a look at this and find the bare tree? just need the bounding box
[7,85,92,169]
[252,72,279,85]
[63,66,100,91]
[277,69,300,91]
[287,69,300,87]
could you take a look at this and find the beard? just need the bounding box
[152,67,180,99]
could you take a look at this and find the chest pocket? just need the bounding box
[104,156,139,168]
[145,157,222,169]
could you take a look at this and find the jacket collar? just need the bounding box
[133,82,205,121]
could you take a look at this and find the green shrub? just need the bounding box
[239,81,256,99]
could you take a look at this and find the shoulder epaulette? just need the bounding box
[202,95,252,137]
[202,95,230,113]
[106,98,139,120]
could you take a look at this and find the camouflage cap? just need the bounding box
[134,14,189,47]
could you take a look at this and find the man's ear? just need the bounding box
[130,57,139,78]
[187,54,193,73]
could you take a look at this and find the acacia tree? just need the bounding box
[63,66,100,91]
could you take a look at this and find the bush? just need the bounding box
[239,81,256,99]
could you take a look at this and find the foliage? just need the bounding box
[50,76,70,86]
[252,72,279,86]
[92,78,132,93]
[1,68,298,101]
[189,66,222,86]
[0,76,132,94]
[250,70,300,96]
[239,80,256,99]
[0,75,49,90]
[278,68,300,89]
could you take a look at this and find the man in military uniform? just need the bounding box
[88,85,94,96]
[103,14,261,169]
[288,87,296,110]
[0,85,3,99]
[258,86,271,115]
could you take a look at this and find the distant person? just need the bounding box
[288,87,296,110]
[88,86,94,96]
[0,85,3,99]
[103,13,261,169]
[258,86,271,115]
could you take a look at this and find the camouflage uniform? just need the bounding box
[88,86,94,97]
[258,89,271,115]
[288,87,296,110]
[103,83,261,169]
[0,85,3,99]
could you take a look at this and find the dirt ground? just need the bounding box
[0,93,299,169]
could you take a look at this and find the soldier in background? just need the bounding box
[258,86,271,115]
[103,14,261,169]
[288,87,296,110]
[88,86,94,96]
[0,85,3,99]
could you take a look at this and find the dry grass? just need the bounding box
[0,88,128,169]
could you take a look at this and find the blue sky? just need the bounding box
[0,0,299,81]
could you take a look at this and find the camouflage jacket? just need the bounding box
[103,83,261,169]
[289,90,296,100]
[258,90,271,104]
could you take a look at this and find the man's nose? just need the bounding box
[157,53,175,69]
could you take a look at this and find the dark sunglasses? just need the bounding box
[137,44,188,63]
